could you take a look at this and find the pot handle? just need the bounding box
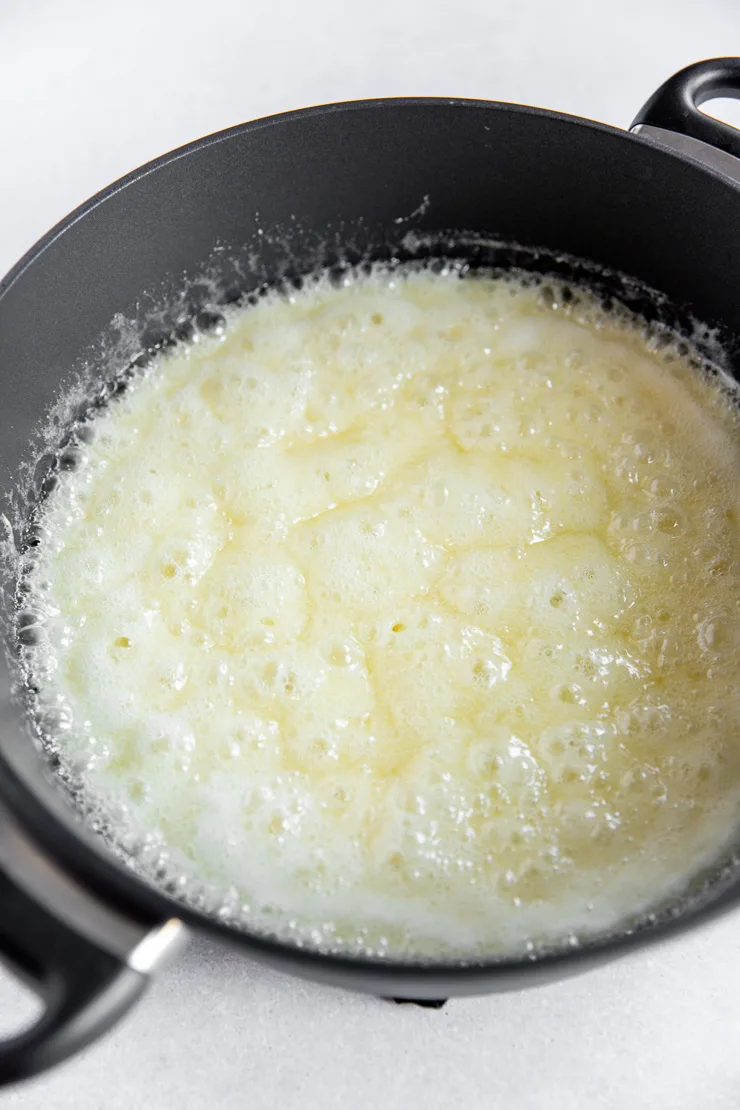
[631,58,740,179]
[0,869,147,1085]
[0,804,185,1085]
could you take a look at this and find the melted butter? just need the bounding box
[25,268,740,957]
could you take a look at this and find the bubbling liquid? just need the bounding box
[21,266,740,958]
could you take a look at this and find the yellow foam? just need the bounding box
[25,267,740,957]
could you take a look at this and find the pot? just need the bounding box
[1,57,740,1086]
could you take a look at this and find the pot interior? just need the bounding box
[2,99,740,985]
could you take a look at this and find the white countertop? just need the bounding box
[2,0,740,1106]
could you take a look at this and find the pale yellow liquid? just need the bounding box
[26,268,740,957]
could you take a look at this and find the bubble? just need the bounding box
[654,507,685,535]
[698,615,740,656]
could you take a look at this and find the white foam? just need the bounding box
[21,266,740,958]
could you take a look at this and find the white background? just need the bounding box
[2,0,740,1106]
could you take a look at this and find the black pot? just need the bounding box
[1,58,740,1086]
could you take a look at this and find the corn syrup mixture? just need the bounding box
[22,266,740,958]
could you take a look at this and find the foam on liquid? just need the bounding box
[22,267,740,958]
